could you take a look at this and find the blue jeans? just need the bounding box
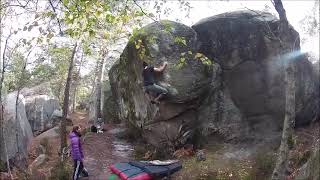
[145,84,168,96]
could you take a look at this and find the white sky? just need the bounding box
[1,0,319,75]
[143,0,319,58]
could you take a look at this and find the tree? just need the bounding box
[95,48,107,124]
[71,51,85,113]
[271,0,298,179]
[60,42,78,154]
[0,32,13,179]
[13,47,32,167]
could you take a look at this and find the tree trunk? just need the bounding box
[60,43,78,154]
[71,51,84,113]
[271,0,296,179]
[14,48,31,164]
[95,48,107,125]
[272,62,295,180]
[0,33,12,177]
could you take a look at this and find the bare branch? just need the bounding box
[133,0,158,22]
[2,33,13,71]
[48,0,63,35]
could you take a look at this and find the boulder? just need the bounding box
[109,20,213,148]
[36,126,59,140]
[0,92,33,165]
[193,10,318,136]
[103,81,120,123]
[29,154,47,169]
[110,11,319,149]
[21,83,61,134]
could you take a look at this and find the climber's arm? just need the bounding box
[154,62,168,72]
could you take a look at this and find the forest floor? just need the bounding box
[25,112,134,180]
[1,112,318,180]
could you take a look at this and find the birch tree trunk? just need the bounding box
[95,48,107,125]
[71,51,84,113]
[60,43,78,154]
[271,0,296,179]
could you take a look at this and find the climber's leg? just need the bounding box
[146,84,168,104]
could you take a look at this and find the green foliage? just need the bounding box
[4,50,31,92]
[76,86,90,103]
[25,45,73,102]
[30,63,55,84]
[47,46,72,100]
[134,39,148,60]
[130,29,157,63]
[194,52,212,65]
[176,51,212,69]
[61,0,143,41]
[174,36,187,46]
[162,20,173,33]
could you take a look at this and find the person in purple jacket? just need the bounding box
[70,125,89,180]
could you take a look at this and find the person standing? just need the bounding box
[69,125,89,180]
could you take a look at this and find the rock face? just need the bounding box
[109,20,213,149]
[109,11,319,149]
[21,83,61,134]
[103,81,120,123]
[193,10,318,137]
[0,92,33,165]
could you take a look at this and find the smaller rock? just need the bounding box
[51,109,62,118]
[196,149,206,161]
[29,154,47,169]
[36,144,46,155]
[36,127,59,140]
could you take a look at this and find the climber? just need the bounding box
[69,125,89,180]
[142,61,168,104]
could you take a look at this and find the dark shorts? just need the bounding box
[145,84,168,96]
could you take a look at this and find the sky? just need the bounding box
[141,0,319,58]
[1,0,319,76]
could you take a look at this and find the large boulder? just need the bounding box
[0,92,33,166]
[193,10,318,137]
[110,11,319,149]
[21,83,61,135]
[103,81,120,123]
[109,20,213,148]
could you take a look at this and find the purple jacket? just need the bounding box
[69,132,84,161]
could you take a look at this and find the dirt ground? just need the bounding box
[1,112,318,180]
[26,112,132,180]
[81,124,132,179]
